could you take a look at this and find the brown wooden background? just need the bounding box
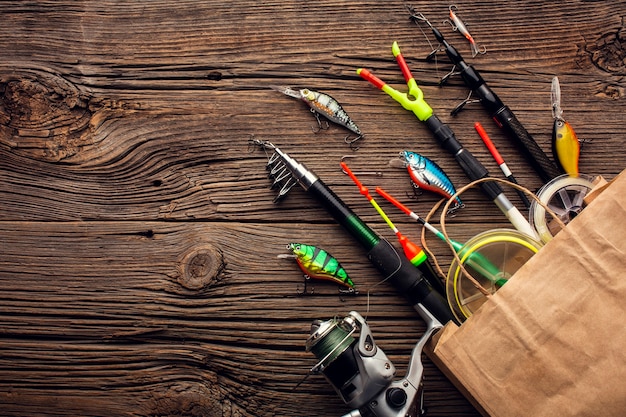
[1,1,625,416]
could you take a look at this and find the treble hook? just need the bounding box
[340,155,383,177]
[296,276,315,296]
[407,6,434,29]
[344,134,364,151]
[407,183,424,200]
[310,110,330,133]
[247,135,276,154]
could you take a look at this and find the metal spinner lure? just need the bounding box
[270,86,364,148]
[280,243,357,295]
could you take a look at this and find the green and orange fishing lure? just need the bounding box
[280,243,357,295]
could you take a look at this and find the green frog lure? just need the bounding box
[279,243,357,295]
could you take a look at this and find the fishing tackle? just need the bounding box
[407,10,561,183]
[249,137,297,202]
[444,5,486,58]
[305,310,442,417]
[551,76,581,176]
[270,86,364,149]
[280,243,357,295]
[375,187,508,287]
[475,122,531,208]
[249,139,455,324]
[342,161,446,295]
[398,151,463,211]
[357,41,537,239]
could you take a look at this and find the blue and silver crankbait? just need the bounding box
[270,85,364,148]
[398,151,463,210]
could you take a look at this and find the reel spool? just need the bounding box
[445,229,543,323]
[305,312,395,409]
[530,174,595,243]
[306,316,357,376]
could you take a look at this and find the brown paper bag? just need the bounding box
[429,170,626,417]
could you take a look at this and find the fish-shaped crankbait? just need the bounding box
[280,243,357,294]
[551,76,580,176]
[270,86,363,147]
[445,5,486,58]
[399,151,463,210]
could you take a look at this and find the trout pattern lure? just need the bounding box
[270,86,364,148]
[400,151,463,210]
[280,243,357,294]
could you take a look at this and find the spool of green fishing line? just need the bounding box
[306,317,355,372]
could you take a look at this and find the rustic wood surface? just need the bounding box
[1,1,625,416]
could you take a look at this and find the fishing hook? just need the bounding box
[344,134,364,151]
[310,110,330,133]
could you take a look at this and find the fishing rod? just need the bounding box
[341,161,446,295]
[375,187,507,287]
[357,41,538,240]
[250,138,455,325]
[408,10,561,183]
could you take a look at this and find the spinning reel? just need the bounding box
[306,308,442,417]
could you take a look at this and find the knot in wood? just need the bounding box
[148,381,222,417]
[0,67,93,162]
[590,24,626,75]
[178,245,224,290]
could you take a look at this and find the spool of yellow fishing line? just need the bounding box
[431,177,563,323]
[445,229,543,322]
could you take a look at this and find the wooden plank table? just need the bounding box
[1,1,625,416]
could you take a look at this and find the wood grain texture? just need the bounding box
[1,1,625,416]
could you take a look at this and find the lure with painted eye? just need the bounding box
[551,77,580,176]
[400,150,463,209]
[270,85,363,146]
[282,243,357,293]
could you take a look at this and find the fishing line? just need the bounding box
[448,229,542,321]
[293,316,356,392]
[405,3,442,81]
[438,177,557,285]
[307,318,356,372]
[530,174,594,243]
[421,197,450,280]
[363,239,403,321]
[432,177,564,320]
